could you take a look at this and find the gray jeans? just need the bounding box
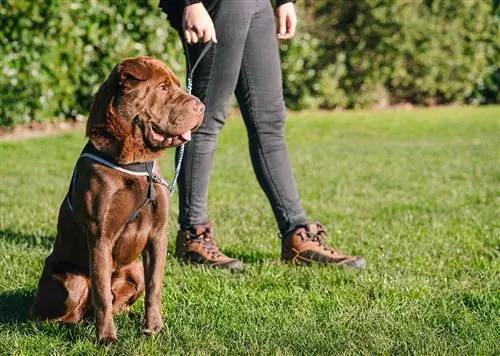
[178,0,307,236]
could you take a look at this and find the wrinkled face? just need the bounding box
[117,57,204,149]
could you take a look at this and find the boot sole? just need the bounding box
[282,248,366,269]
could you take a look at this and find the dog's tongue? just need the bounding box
[151,128,164,142]
[181,131,191,141]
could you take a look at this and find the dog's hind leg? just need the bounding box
[31,260,91,324]
[111,259,145,314]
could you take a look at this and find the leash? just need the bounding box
[169,41,212,196]
[169,11,214,197]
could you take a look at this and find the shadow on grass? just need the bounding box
[0,229,51,325]
[0,229,282,264]
[0,288,33,324]
[0,287,146,343]
[0,229,55,250]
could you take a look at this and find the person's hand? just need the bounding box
[276,2,297,40]
[184,3,217,44]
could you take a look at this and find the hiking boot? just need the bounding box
[175,223,244,270]
[281,222,366,269]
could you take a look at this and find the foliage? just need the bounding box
[0,0,183,127]
[282,0,499,109]
[467,0,500,105]
[1,0,498,126]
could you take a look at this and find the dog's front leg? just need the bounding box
[90,244,117,343]
[142,235,167,334]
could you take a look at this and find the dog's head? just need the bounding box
[86,56,204,164]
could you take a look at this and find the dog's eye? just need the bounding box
[158,83,169,93]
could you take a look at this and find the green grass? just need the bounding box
[1,106,499,355]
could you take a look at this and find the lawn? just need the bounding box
[0,106,499,355]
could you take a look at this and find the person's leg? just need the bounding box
[175,0,365,269]
[175,0,258,270]
[178,0,255,227]
[234,0,308,236]
[234,0,366,268]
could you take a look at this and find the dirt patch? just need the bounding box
[0,120,86,141]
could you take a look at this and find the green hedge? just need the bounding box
[1,0,183,127]
[1,0,498,127]
[282,0,499,109]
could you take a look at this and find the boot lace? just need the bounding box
[189,224,222,258]
[307,222,339,255]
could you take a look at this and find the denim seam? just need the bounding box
[240,54,292,228]
[186,46,217,227]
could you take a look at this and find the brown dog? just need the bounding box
[30,56,204,343]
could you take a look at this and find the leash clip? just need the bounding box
[150,175,163,184]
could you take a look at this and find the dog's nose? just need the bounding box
[192,98,205,115]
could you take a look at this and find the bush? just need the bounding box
[0,0,183,127]
[281,0,498,109]
[1,0,498,127]
[467,0,500,105]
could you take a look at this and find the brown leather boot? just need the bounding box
[175,223,244,270]
[281,222,366,269]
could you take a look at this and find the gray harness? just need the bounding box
[65,142,170,223]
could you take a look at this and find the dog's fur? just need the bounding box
[30,57,204,343]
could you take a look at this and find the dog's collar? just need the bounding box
[81,142,154,176]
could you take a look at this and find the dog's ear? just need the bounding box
[119,58,153,82]
[85,67,120,137]
[85,58,153,137]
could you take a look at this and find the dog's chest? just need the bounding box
[112,197,166,266]
[113,223,150,266]
[111,178,168,267]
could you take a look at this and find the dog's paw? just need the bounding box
[143,317,164,335]
[97,324,118,344]
[98,334,118,345]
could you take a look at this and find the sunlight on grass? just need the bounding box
[1,106,499,354]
